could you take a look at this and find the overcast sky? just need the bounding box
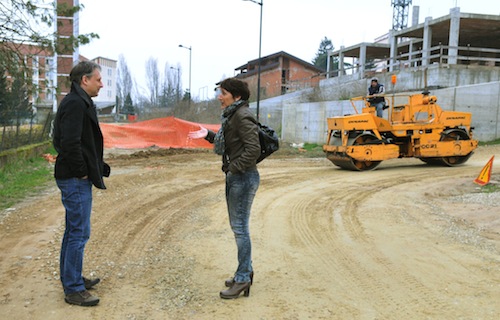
[78,0,500,100]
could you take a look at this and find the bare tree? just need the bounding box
[161,62,182,108]
[0,0,98,130]
[145,57,160,107]
[116,54,133,113]
[172,63,183,104]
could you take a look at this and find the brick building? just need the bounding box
[2,0,117,121]
[235,51,324,100]
[55,0,116,115]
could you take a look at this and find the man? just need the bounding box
[53,61,110,307]
[367,77,385,117]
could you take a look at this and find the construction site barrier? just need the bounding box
[100,117,220,149]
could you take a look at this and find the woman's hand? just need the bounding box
[188,126,208,139]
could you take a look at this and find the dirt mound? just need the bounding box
[107,147,211,160]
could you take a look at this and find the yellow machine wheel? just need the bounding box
[419,129,474,166]
[328,133,382,171]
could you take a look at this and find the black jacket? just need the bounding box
[53,82,110,189]
[368,83,385,104]
[206,102,261,173]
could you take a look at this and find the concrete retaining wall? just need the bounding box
[0,141,51,168]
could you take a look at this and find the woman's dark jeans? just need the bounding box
[225,168,260,283]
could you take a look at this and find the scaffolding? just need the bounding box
[392,0,412,30]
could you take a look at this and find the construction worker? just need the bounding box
[367,77,385,117]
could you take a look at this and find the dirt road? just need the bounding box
[1,146,499,319]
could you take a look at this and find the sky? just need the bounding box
[77,0,500,101]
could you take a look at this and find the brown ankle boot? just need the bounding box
[220,281,251,299]
[224,271,254,287]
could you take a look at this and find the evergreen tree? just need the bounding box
[9,72,31,125]
[312,37,334,71]
[122,93,135,115]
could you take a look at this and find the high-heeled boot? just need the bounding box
[225,271,254,287]
[219,281,251,299]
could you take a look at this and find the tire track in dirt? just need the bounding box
[262,171,417,317]
[256,162,488,318]
[88,165,223,267]
[318,173,450,318]
[332,164,496,319]
[1,149,498,319]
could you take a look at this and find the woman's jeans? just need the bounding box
[225,169,260,283]
[56,178,93,295]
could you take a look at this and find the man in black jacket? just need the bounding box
[367,77,386,117]
[53,61,110,307]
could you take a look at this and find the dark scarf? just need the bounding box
[213,99,246,155]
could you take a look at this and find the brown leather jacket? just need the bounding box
[206,103,260,173]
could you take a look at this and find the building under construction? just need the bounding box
[326,5,500,90]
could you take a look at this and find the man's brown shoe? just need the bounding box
[65,290,99,306]
[83,277,100,290]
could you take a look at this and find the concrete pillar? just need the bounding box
[339,46,345,77]
[448,7,461,65]
[410,40,418,67]
[422,16,433,67]
[389,30,397,72]
[412,6,420,26]
[359,44,366,78]
[326,50,332,79]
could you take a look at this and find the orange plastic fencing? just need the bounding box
[100,117,220,149]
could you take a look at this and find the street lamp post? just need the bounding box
[170,66,180,103]
[243,0,263,120]
[178,44,192,108]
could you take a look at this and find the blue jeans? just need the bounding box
[372,101,385,117]
[225,169,260,283]
[56,178,93,295]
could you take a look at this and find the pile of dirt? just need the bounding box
[106,147,211,160]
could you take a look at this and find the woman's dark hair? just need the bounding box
[70,61,101,84]
[219,78,250,101]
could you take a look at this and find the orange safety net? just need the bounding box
[100,117,220,149]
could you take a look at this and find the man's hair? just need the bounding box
[70,61,101,84]
[219,78,250,101]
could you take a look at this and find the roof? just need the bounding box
[333,42,391,59]
[95,101,115,110]
[235,51,324,73]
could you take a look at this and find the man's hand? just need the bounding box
[188,126,208,139]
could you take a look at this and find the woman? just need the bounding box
[188,78,260,299]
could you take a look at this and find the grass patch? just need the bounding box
[480,183,500,193]
[0,146,56,210]
[478,138,500,146]
[274,142,325,158]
